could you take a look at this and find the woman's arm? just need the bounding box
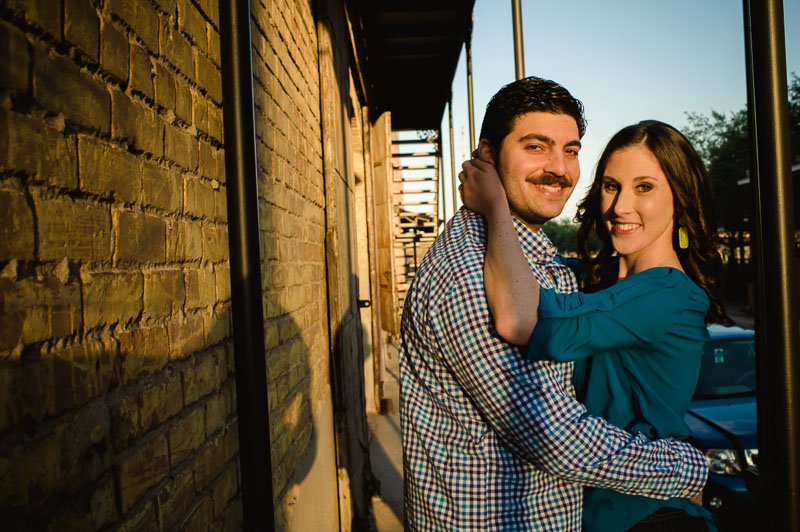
[460,158,540,345]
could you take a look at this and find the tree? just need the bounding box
[683,74,800,234]
[542,218,602,257]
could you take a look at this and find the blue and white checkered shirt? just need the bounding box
[399,209,708,531]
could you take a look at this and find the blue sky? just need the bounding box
[437,0,800,222]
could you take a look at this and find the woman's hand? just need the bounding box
[459,157,510,217]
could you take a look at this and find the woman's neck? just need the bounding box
[617,249,683,279]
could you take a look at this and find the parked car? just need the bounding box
[685,324,757,531]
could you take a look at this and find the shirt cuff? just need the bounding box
[671,440,709,498]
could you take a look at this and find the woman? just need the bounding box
[460,120,730,531]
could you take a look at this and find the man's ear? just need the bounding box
[476,139,496,165]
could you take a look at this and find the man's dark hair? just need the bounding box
[479,76,586,150]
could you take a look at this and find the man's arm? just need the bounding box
[434,278,707,499]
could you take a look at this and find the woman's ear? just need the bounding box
[476,139,496,165]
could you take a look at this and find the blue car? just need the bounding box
[684,324,757,531]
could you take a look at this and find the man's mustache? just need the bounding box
[526,172,572,188]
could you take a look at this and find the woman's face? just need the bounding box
[600,144,676,263]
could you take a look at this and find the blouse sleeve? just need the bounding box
[528,271,694,362]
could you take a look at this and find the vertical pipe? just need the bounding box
[743,1,800,528]
[219,1,275,530]
[465,20,476,152]
[511,0,525,80]
[437,128,445,226]
[448,98,458,216]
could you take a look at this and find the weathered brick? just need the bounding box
[0,108,78,189]
[165,124,198,170]
[167,312,205,359]
[129,43,154,101]
[156,467,194,530]
[204,390,229,437]
[0,276,82,350]
[0,359,45,432]
[192,90,208,133]
[194,350,218,398]
[214,264,230,303]
[175,82,193,124]
[117,500,159,532]
[159,17,194,78]
[204,306,230,347]
[167,219,203,262]
[143,269,184,318]
[100,17,129,82]
[64,0,100,62]
[78,135,142,202]
[153,0,178,16]
[142,162,183,212]
[138,373,184,435]
[109,392,140,451]
[110,88,164,157]
[34,192,111,262]
[6,0,61,38]
[82,270,143,329]
[194,434,224,490]
[178,0,208,52]
[168,405,204,465]
[184,264,215,310]
[116,434,169,513]
[0,22,30,94]
[153,61,176,111]
[0,422,69,507]
[180,496,214,531]
[114,210,167,264]
[208,26,221,66]
[194,0,218,26]
[32,45,110,133]
[0,185,34,261]
[44,338,116,413]
[203,223,228,263]
[90,475,118,528]
[184,175,215,219]
[208,104,223,143]
[68,400,111,465]
[118,324,169,383]
[196,52,221,104]
[211,462,237,518]
[107,0,159,51]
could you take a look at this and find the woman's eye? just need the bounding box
[636,183,653,192]
[602,182,619,192]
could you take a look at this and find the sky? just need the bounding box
[434,0,800,223]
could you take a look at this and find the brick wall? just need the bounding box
[0,1,239,530]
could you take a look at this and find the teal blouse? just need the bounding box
[527,267,716,532]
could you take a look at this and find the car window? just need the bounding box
[694,338,756,398]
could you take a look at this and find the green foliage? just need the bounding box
[542,218,602,256]
[683,73,800,233]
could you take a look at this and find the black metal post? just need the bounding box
[219,1,275,530]
[743,1,800,529]
[465,19,476,152]
[511,0,525,80]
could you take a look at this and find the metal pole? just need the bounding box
[511,0,525,80]
[437,128,445,225]
[448,98,458,216]
[743,1,800,529]
[219,1,275,530]
[465,19,476,152]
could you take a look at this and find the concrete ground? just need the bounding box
[368,343,403,532]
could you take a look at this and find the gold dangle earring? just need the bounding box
[678,217,689,249]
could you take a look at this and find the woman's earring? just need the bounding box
[678,226,689,249]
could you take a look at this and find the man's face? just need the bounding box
[487,112,581,232]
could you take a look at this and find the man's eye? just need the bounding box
[525,144,543,151]
[566,148,580,156]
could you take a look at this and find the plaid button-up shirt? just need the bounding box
[399,209,708,531]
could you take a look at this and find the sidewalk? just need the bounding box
[368,343,403,532]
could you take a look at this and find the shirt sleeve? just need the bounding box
[433,273,707,500]
[528,275,678,362]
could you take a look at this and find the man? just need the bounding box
[399,77,707,531]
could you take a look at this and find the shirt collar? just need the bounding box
[512,216,559,265]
